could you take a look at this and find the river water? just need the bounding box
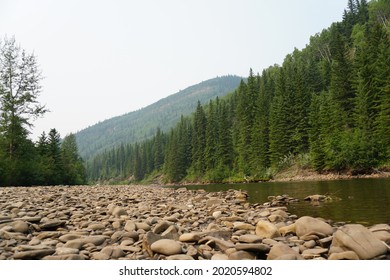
[173,178,390,226]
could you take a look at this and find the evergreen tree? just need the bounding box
[61,133,86,185]
[47,128,63,185]
[154,127,164,170]
[191,102,206,175]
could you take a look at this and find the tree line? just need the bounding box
[0,37,86,186]
[87,0,389,184]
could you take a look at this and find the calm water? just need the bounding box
[174,178,390,225]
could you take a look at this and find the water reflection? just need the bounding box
[173,178,390,225]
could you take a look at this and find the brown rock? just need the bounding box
[92,252,110,260]
[267,243,303,260]
[228,250,256,260]
[295,216,334,239]
[255,220,280,239]
[101,246,125,259]
[328,251,360,260]
[153,221,170,234]
[11,220,29,233]
[233,222,255,231]
[40,219,66,230]
[211,253,229,260]
[150,239,182,255]
[44,254,85,260]
[301,248,328,259]
[238,234,262,243]
[166,254,194,260]
[179,233,201,243]
[124,220,136,232]
[13,249,55,259]
[330,224,387,260]
[235,243,270,253]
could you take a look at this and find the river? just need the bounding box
[173,178,390,226]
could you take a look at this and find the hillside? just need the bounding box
[75,75,242,160]
[87,0,390,184]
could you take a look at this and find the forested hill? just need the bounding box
[87,0,390,184]
[75,75,242,160]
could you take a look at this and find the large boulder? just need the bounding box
[295,216,334,239]
[329,224,388,260]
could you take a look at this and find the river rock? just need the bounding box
[153,221,170,234]
[233,222,255,231]
[124,220,136,232]
[11,220,29,233]
[235,243,270,253]
[13,249,55,259]
[63,240,84,250]
[87,223,105,231]
[40,219,66,230]
[136,222,151,231]
[228,250,256,260]
[112,206,127,217]
[179,232,201,243]
[206,199,224,207]
[295,216,334,239]
[328,251,360,260]
[211,253,229,260]
[255,220,280,239]
[330,224,387,260]
[44,254,85,260]
[212,211,222,219]
[166,254,194,260]
[55,247,80,255]
[59,233,84,243]
[301,248,328,259]
[238,234,262,243]
[267,243,304,260]
[92,252,110,260]
[150,239,182,255]
[304,194,327,202]
[101,246,125,259]
[120,245,141,253]
[80,235,107,246]
[369,224,390,243]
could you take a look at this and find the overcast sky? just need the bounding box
[0,0,347,140]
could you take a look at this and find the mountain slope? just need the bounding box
[75,75,242,160]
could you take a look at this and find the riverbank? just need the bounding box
[156,167,390,186]
[270,169,390,182]
[1,185,389,260]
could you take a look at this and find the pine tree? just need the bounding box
[191,102,206,175]
[154,127,164,170]
[47,128,63,185]
[61,133,86,185]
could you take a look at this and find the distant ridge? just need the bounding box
[75,75,242,160]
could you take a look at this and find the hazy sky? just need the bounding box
[0,0,347,140]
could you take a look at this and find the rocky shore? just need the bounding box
[0,185,389,260]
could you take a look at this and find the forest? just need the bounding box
[0,37,86,187]
[87,0,390,184]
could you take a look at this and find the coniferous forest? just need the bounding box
[88,0,390,184]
